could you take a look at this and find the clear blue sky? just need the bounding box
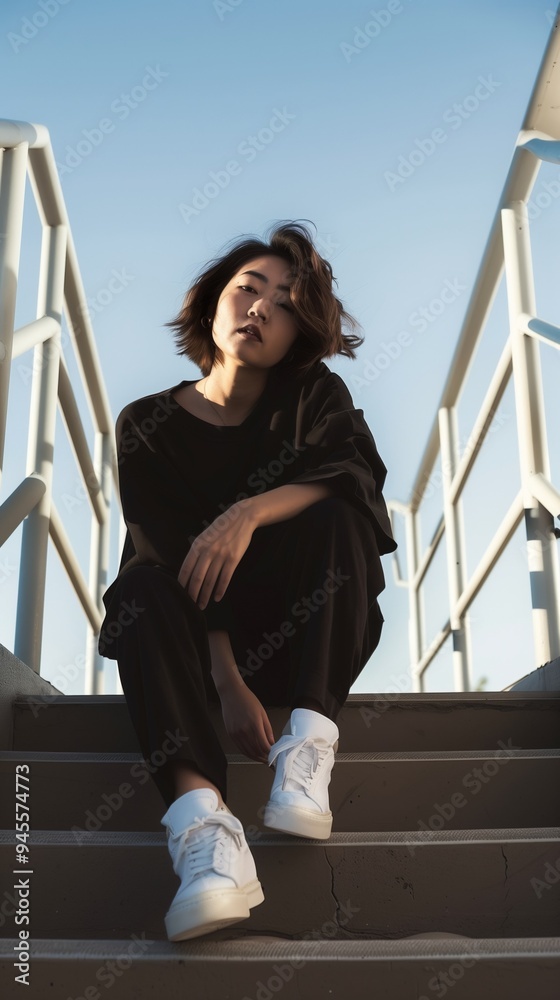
[1,0,559,696]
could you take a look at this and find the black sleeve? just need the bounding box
[287,370,398,555]
[115,401,195,575]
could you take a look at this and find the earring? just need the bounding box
[201,316,212,328]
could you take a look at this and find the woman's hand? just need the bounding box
[177,500,256,609]
[218,679,276,763]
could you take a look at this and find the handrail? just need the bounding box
[0,474,46,548]
[387,5,560,691]
[0,118,122,694]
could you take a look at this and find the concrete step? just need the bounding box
[2,936,560,1000]
[11,692,560,753]
[1,748,559,832]
[1,828,559,940]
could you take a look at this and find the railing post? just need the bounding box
[501,201,560,667]
[0,142,28,487]
[14,224,67,672]
[85,431,113,694]
[438,405,473,691]
[406,508,425,692]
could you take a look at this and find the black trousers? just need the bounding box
[98,496,386,810]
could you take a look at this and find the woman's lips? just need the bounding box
[237,330,261,341]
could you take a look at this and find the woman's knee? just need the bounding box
[290,495,368,538]
[292,496,386,591]
[99,564,185,657]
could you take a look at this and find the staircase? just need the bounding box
[1,690,559,998]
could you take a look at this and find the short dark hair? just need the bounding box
[164,219,365,378]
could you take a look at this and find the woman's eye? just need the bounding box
[240,285,293,311]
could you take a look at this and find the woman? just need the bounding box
[98,219,398,942]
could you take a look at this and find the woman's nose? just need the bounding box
[249,302,267,320]
[249,297,278,319]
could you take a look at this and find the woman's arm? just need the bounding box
[116,400,195,573]
[208,629,245,693]
[239,482,334,530]
[209,629,276,761]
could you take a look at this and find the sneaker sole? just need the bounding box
[165,880,265,941]
[262,801,333,839]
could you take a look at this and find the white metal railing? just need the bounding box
[387,5,560,692]
[0,118,123,694]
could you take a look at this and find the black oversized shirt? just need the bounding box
[104,361,398,606]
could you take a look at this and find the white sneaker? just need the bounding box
[160,787,264,941]
[263,708,339,840]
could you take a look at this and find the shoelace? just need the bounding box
[268,735,333,791]
[169,810,245,881]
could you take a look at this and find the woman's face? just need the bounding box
[209,254,299,371]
